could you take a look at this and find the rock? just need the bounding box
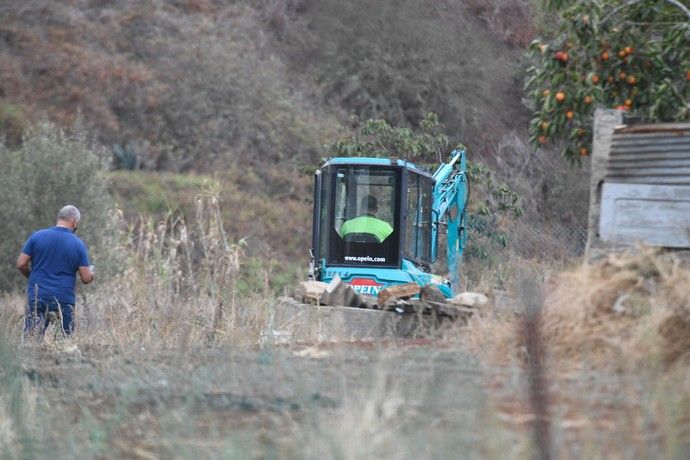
[325,275,367,308]
[420,284,447,304]
[450,292,489,308]
[378,282,421,307]
[293,346,331,358]
[296,280,329,304]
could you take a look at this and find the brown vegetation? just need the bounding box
[0,0,533,171]
[463,0,536,46]
[298,0,530,159]
[464,248,690,368]
[2,2,688,457]
[107,168,312,265]
[0,0,339,170]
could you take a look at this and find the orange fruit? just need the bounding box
[584,95,593,104]
[618,49,627,58]
[555,91,566,102]
[624,99,633,107]
[624,46,633,55]
[579,147,589,157]
[607,76,615,83]
[626,75,637,85]
[555,51,569,62]
[591,74,600,84]
[538,135,548,145]
[566,111,574,120]
[619,71,626,81]
[686,70,690,81]
[601,51,609,61]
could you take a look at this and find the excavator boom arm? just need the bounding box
[431,148,468,290]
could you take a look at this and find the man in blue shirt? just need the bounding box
[16,205,94,337]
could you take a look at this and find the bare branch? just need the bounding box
[601,0,645,24]
[602,0,690,24]
[664,0,690,20]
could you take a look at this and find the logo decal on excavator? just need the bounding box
[348,278,384,295]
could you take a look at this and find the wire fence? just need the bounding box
[506,220,589,261]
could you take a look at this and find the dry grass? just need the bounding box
[457,248,690,458]
[1,169,687,457]
[2,184,285,352]
[461,0,536,46]
[0,0,339,170]
[464,247,690,368]
[2,230,689,457]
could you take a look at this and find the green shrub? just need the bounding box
[0,121,114,291]
[0,103,28,148]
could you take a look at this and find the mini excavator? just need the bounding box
[308,149,469,303]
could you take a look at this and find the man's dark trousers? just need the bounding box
[24,299,75,337]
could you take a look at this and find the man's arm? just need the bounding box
[16,253,31,278]
[76,239,93,284]
[78,266,94,284]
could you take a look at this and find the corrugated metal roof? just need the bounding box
[605,122,690,185]
[615,123,690,134]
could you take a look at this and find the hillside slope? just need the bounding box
[1,0,531,168]
[1,0,546,275]
[296,0,531,157]
[0,0,339,170]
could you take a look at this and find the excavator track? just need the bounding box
[264,278,486,343]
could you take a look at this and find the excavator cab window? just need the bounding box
[322,166,401,267]
[404,173,433,265]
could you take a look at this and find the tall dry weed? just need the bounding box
[0,182,275,351]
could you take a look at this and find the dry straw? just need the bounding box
[3,183,276,352]
[465,247,690,368]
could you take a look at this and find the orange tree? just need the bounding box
[526,0,689,161]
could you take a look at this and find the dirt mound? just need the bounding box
[466,248,690,367]
[545,248,690,365]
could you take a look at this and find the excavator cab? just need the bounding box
[310,157,457,297]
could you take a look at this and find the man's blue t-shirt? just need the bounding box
[22,227,90,305]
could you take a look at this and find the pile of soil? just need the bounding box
[466,248,690,367]
[544,248,690,365]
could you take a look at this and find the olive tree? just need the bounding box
[0,122,114,290]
